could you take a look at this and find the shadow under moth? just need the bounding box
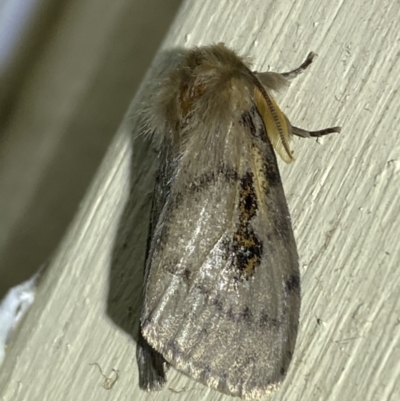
[137,43,340,399]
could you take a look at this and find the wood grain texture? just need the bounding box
[1,0,399,400]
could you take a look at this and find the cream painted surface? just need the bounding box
[0,0,399,400]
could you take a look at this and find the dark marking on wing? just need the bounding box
[212,298,224,311]
[241,306,253,322]
[241,105,282,200]
[259,310,282,329]
[172,164,239,208]
[285,274,300,293]
[231,172,263,280]
[240,106,269,144]
[186,164,239,193]
[263,156,281,187]
[239,108,257,138]
[246,103,282,188]
[205,293,287,327]
[183,268,191,282]
[258,127,282,188]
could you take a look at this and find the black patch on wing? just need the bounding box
[231,171,263,280]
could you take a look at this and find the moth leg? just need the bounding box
[292,125,341,138]
[280,52,317,80]
[137,329,168,391]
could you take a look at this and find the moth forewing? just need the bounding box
[137,43,340,399]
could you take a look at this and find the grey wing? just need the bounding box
[141,106,300,399]
[137,146,174,390]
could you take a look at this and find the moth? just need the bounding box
[137,43,340,399]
